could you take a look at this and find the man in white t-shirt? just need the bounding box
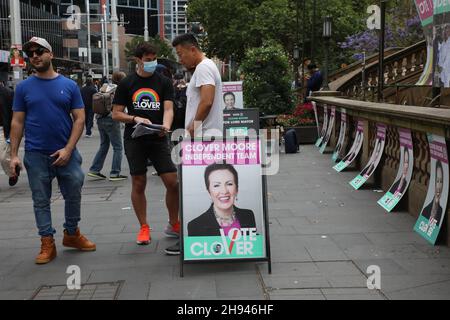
[165,34,224,256]
[172,33,223,138]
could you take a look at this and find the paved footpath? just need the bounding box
[0,129,450,300]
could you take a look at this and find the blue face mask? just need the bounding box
[143,60,157,73]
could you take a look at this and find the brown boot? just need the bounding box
[35,236,57,264]
[63,228,96,251]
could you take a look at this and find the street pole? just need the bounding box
[175,0,179,37]
[377,0,386,102]
[103,4,110,80]
[311,0,316,64]
[322,16,332,90]
[171,0,174,41]
[10,0,21,47]
[9,0,23,86]
[323,38,330,90]
[229,56,232,81]
[295,0,299,90]
[362,50,366,100]
[111,0,120,72]
[144,0,149,41]
[101,17,106,77]
[301,0,306,95]
[86,0,92,65]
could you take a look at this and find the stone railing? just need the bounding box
[329,47,402,84]
[309,93,450,246]
[336,41,427,103]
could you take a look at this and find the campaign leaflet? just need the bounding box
[222,81,244,110]
[223,108,259,138]
[332,109,347,162]
[181,139,267,261]
[312,101,320,136]
[333,120,364,172]
[432,0,450,88]
[315,105,328,147]
[319,106,336,154]
[350,124,386,189]
[414,134,449,245]
[378,128,414,212]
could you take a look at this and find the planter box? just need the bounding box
[285,126,318,145]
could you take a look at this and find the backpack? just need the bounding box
[284,129,299,154]
[92,84,117,115]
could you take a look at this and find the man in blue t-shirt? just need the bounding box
[9,37,96,264]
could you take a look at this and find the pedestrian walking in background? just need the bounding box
[0,81,13,141]
[80,75,97,137]
[306,63,323,98]
[112,42,180,246]
[9,37,96,264]
[165,33,224,255]
[87,71,128,181]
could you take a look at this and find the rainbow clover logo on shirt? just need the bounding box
[132,88,161,110]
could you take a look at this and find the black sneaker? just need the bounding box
[87,172,107,179]
[164,242,180,255]
[109,175,128,181]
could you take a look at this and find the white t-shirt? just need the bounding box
[186,58,223,137]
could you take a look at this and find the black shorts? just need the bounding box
[124,137,177,176]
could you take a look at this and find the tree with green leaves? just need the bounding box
[240,42,294,115]
[187,0,421,72]
[124,35,176,61]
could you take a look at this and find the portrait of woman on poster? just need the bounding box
[10,48,26,68]
[323,114,335,143]
[343,132,361,163]
[389,148,411,197]
[223,92,236,110]
[188,163,257,237]
[335,141,342,157]
[360,139,382,178]
[421,160,444,227]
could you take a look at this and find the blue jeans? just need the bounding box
[24,150,84,237]
[85,107,94,135]
[89,115,123,176]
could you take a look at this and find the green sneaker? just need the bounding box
[87,172,107,180]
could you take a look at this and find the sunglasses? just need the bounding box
[25,47,49,58]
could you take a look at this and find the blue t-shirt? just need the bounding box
[13,75,84,154]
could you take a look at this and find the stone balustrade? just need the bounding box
[309,93,450,246]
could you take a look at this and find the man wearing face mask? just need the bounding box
[112,42,180,246]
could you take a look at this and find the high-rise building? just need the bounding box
[0,0,64,82]
[0,1,64,56]
[159,0,188,41]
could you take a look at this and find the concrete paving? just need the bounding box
[1,128,450,300]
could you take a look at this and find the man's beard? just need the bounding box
[32,60,52,73]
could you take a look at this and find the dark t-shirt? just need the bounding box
[80,84,97,109]
[113,72,174,140]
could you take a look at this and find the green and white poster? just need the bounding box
[333,120,364,172]
[320,106,336,154]
[332,109,347,162]
[315,105,328,147]
[181,139,267,261]
[414,134,449,245]
[433,0,450,87]
[350,124,386,189]
[378,128,414,212]
[415,0,434,85]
